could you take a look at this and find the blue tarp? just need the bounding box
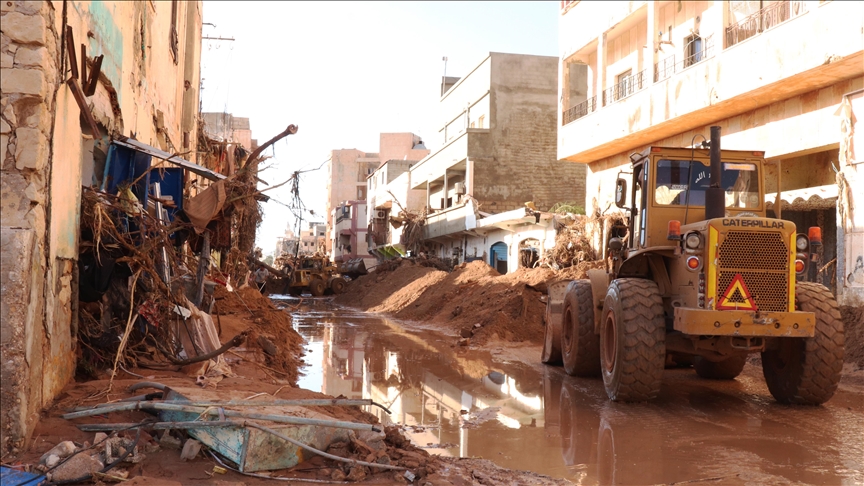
[0,466,43,486]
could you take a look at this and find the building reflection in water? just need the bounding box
[304,314,544,460]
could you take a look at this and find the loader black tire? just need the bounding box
[762,282,844,405]
[600,279,665,402]
[561,280,601,377]
[693,355,747,380]
[330,278,347,295]
[309,278,326,297]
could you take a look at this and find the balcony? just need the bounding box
[602,70,646,106]
[558,0,863,162]
[562,96,597,124]
[726,1,808,48]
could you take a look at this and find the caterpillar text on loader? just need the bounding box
[543,126,844,404]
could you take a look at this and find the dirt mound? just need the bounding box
[842,305,864,369]
[337,260,583,345]
[214,286,305,383]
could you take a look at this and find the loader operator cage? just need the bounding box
[654,159,760,209]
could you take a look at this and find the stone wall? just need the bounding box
[472,53,586,213]
[1,0,64,454]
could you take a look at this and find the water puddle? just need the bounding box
[275,297,864,484]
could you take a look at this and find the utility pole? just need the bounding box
[441,56,448,96]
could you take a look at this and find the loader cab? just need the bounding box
[617,147,766,252]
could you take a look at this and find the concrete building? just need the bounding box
[331,199,374,268]
[558,0,864,304]
[408,52,586,268]
[367,159,426,259]
[325,133,428,254]
[1,0,203,452]
[201,112,257,154]
[275,227,299,257]
[298,221,326,256]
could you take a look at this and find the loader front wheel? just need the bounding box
[762,282,844,405]
[600,279,665,402]
[309,278,326,297]
[561,280,601,377]
[330,278,347,295]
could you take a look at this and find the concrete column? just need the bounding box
[426,180,431,211]
[597,32,607,105]
[646,2,657,84]
[443,171,449,208]
[466,158,475,197]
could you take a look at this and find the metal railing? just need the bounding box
[654,55,675,82]
[675,36,714,72]
[602,70,645,106]
[562,96,597,125]
[726,1,808,47]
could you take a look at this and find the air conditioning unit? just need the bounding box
[375,210,386,220]
[454,182,466,195]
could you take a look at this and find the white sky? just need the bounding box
[200,1,559,255]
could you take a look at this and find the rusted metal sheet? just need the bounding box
[113,138,226,182]
[542,280,570,365]
[159,387,350,472]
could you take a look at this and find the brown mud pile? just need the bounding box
[214,286,305,384]
[336,259,602,345]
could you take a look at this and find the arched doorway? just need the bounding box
[490,242,508,274]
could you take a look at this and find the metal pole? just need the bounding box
[705,126,724,220]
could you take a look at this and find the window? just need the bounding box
[654,160,760,208]
[478,115,484,128]
[684,34,703,67]
[616,69,633,100]
[169,0,179,63]
[358,187,365,199]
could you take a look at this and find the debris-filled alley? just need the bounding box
[2,1,864,485]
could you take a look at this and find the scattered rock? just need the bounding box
[48,453,103,482]
[159,431,182,450]
[460,327,473,338]
[105,436,144,464]
[44,454,60,468]
[376,454,392,465]
[326,440,350,458]
[451,306,463,317]
[93,432,108,444]
[458,337,470,346]
[346,466,367,482]
[40,440,76,464]
[356,429,386,451]
[473,322,482,328]
[331,469,347,481]
[180,438,201,461]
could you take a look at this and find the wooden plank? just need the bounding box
[80,43,87,84]
[84,55,104,96]
[66,26,78,79]
[66,78,99,138]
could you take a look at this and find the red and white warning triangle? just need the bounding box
[717,274,758,311]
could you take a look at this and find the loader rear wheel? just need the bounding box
[762,282,844,405]
[600,279,665,402]
[330,278,347,295]
[694,355,747,380]
[561,280,601,377]
[309,278,326,297]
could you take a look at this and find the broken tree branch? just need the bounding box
[244,124,298,169]
[159,330,248,366]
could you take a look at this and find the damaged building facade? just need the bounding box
[404,52,586,272]
[1,0,203,452]
[327,132,429,267]
[558,0,864,304]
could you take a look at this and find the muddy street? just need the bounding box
[281,297,864,485]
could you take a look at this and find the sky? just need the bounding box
[200,1,559,255]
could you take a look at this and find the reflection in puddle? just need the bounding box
[279,299,864,484]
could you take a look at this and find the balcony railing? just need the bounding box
[563,96,597,124]
[675,36,714,72]
[654,55,675,82]
[726,1,808,47]
[602,70,645,106]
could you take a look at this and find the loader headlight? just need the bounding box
[796,234,809,251]
[685,232,701,250]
